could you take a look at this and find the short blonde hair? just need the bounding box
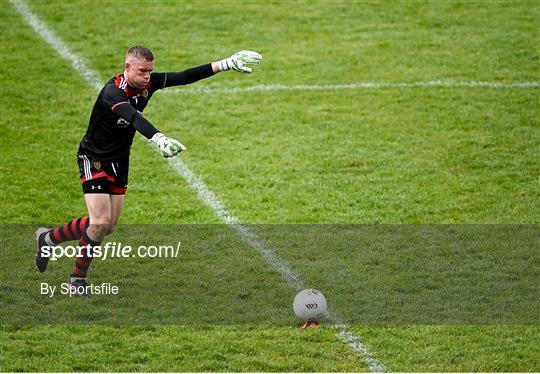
[126,45,154,63]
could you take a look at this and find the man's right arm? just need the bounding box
[102,87,159,139]
[152,50,262,90]
[102,87,185,158]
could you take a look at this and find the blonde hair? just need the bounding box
[125,45,154,63]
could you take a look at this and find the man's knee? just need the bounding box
[88,217,112,241]
[91,217,117,236]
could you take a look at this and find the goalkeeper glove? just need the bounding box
[219,50,262,73]
[150,132,186,158]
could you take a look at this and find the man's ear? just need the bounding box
[125,62,131,71]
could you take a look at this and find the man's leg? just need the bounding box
[71,157,126,281]
[73,194,124,276]
[108,194,125,233]
[67,193,112,297]
[70,193,111,278]
[84,193,112,242]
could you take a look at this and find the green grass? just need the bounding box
[1,325,538,372]
[1,0,539,371]
[354,325,540,372]
[0,325,369,372]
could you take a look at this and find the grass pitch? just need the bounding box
[1,0,539,372]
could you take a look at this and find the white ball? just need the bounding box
[293,289,327,321]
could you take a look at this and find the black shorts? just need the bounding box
[77,155,129,195]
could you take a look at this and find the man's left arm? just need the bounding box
[154,50,262,89]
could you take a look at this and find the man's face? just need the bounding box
[125,58,154,90]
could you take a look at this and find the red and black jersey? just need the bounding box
[78,63,214,160]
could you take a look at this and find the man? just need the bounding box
[35,46,262,296]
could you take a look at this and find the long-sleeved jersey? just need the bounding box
[78,63,214,160]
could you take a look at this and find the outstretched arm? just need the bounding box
[158,64,215,89]
[156,50,262,89]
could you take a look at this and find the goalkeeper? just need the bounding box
[35,46,262,294]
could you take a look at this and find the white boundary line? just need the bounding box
[163,81,540,94]
[11,0,387,371]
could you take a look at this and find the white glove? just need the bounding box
[219,50,262,73]
[150,132,186,158]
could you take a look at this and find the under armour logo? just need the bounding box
[91,185,102,190]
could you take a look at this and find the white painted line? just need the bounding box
[11,0,388,371]
[163,80,540,94]
[335,324,387,373]
[9,0,102,91]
